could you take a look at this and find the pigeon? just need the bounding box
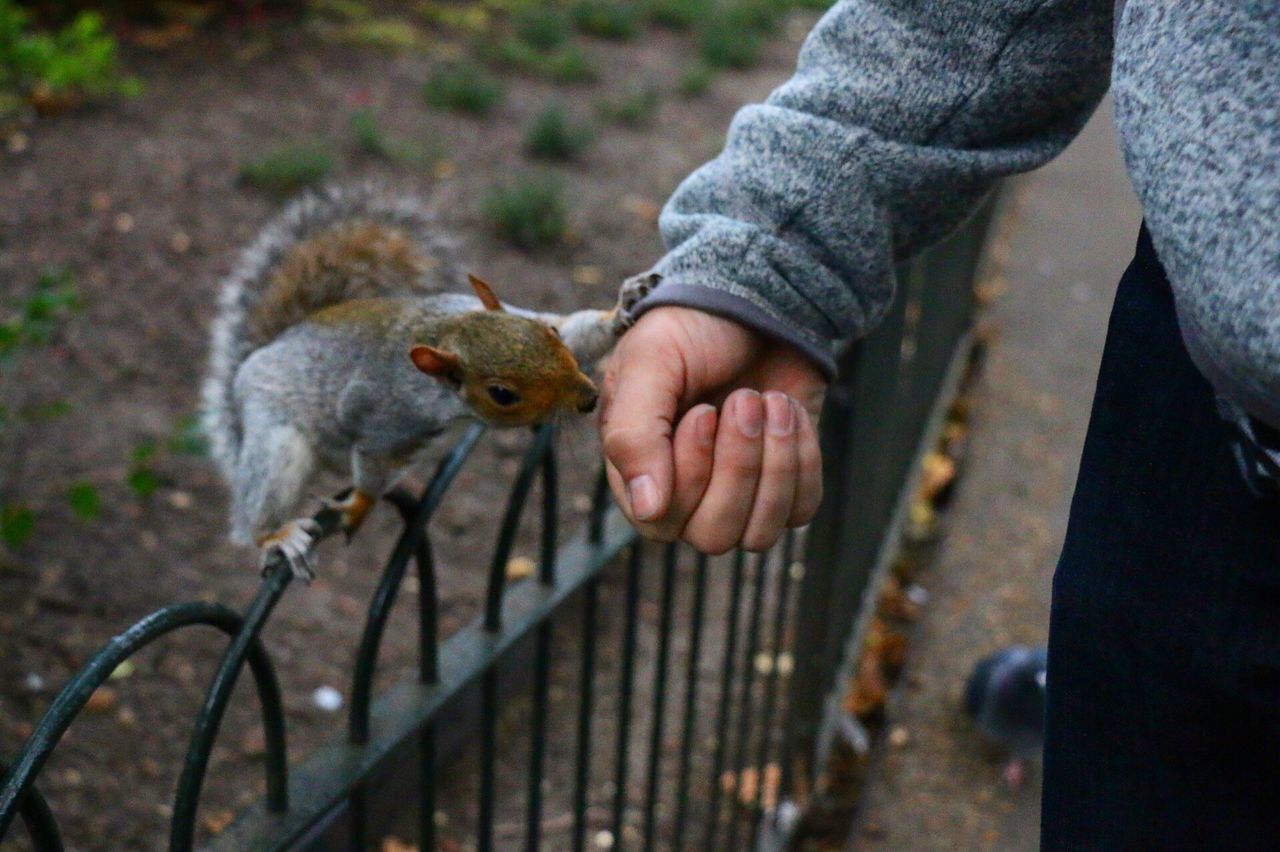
[964,645,1047,788]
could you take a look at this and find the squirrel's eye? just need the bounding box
[487,385,521,407]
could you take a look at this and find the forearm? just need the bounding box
[639,0,1114,373]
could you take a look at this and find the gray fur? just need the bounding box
[201,184,462,486]
[203,187,654,562]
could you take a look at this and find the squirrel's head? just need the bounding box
[409,275,599,427]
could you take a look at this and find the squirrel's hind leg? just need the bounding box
[232,414,321,579]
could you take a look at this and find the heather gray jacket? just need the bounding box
[638,0,1280,439]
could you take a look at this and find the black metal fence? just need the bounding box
[0,208,992,851]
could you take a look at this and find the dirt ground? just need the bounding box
[0,10,817,850]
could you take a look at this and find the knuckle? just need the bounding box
[684,526,735,556]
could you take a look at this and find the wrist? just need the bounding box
[633,280,838,382]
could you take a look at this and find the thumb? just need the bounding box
[600,345,683,522]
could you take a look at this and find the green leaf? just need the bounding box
[131,442,158,465]
[168,414,209,457]
[0,503,35,548]
[67,481,100,520]
[127,467,161,498]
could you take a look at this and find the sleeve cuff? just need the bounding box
[633,282,839,381]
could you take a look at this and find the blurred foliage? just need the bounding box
[482,174,567,250]
[511,4,568,50]
[487,37,597,83]
[349,107,438,164]
[422,60,504,113]
[0,268,83,551]
[127,442,163,498]
[677,62,713,97]
[239,142,335,195]
[569,0,639,40]
[0,1,140,117]
[524,99,592,161]
[597,81,659,128]
[644,0,710,30]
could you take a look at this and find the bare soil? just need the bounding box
[0,11,815,850]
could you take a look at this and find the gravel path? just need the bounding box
[850,103,1142,850]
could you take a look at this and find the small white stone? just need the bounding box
[593,829,615,848]
[312,685,343,712]
[789,561,805,581]
[22,672,45,693]
[775,652,794,677]
[905,584,930,607]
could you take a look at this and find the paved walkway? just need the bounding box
[850,104,1142,850]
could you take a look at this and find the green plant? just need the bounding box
[422,61,504,114]
[0,3,140,115]
[127,442,162,498]
[645,0,712,30]
[678,63,714,97]
[66,481,100,521]
[512,5,570,50]
[482,175,568,250]
[0,267,79,360]
[570,0,640,39]
[0,268,82,552]
[597,83,660,127]
[489,38,598,83]
[524,101,593,161]
[239,143,335,196]
[349,108,439,164]
[167,413,209,457]
[697,16,763,68]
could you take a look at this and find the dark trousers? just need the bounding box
[1041,229,1280,849]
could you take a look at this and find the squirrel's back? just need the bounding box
[202,184,461,479]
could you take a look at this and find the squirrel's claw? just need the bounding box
[612,272,662,333]
[322,489,375,544]
[258,518,322,582]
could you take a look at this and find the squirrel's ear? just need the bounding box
[410,344,460,380]
[468,274,505,312]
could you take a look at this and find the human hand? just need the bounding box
[600,306,826,554]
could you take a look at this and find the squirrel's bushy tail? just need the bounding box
[202,183,461,480]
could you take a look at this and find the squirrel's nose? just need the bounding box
[578,391,599,414]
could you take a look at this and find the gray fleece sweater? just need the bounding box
[638,0,1280,437]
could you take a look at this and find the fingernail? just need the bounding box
[734,390,763,438]
[764,392,794,436]
[627,474,660,521]
[694,405,717,447]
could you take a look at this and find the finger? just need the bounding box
[741,393,799,552]
[788,401,823,526]
[600,341,683,523]
[682,389,765,555]
[604,405,716,542]
[653,403,718,540]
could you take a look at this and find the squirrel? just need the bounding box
[201,184,656,579]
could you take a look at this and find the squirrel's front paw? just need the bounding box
[258,518,322,582]
[612,272,662,333]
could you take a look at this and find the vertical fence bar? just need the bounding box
[703,551,746,851]
[572,576,600,852]
[612,543,644,846]
[642,544,679,849]
[728,552,771,849]
[420,724,436,852]
[672,553,709,849]
[752,531,796,844]
[524,441,559,850]
[479,667,498,852]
